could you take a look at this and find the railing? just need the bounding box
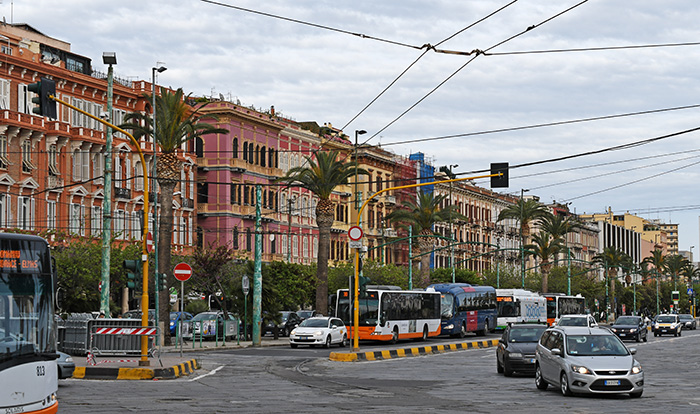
[114,187,131,199]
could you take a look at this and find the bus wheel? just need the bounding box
[390,328,399,344]
[420,326,428,341]
[459,323,467,338]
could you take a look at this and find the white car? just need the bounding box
[289,317,348,348]
[556,314,598,328]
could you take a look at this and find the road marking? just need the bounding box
[188,365,224,382]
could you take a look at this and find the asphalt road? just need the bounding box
[57,330,700,413]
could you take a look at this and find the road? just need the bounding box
[57,331,700,413]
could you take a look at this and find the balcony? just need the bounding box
[383,228,398,238]
[182,199,195,209]
[384,195,396,205]
[114,187,131,200]
[47,175,64,189]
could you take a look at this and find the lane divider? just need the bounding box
[329,339,499,362]
[73,358,200,380]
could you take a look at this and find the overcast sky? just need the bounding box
[11,1,700,255]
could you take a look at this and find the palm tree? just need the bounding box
[385,190,462,287]
[122,88,227,345]
[592,246,630,320]
[664,254,689,290]
[643,249,666,284]
[525,231,564,293]
[537,213,582,265]
[497,198,549,273]
[276,150,365,315]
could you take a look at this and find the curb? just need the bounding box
[73,358,200,380]
[329,339,499,362]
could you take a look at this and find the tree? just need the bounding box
[385,190,463,287]
[592,246,630,320]
[496,198,549,241]
[525,231,564,293]
[122,89,228,345]
[664,254,689,290]
[276,150,365,315]
[537,213,582,265]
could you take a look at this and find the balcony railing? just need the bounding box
[114,187,131,199]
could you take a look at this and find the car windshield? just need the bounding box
[558,317,588,326]
[298,311,314,318]
[679,314,693,321]
[566,335,628,356]
[615,317,640,325]
[299,319,329,328]
[509,326,547,342]
[192,313,217,321]
[657,315,677,323]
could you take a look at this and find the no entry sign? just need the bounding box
[173,262,193,282]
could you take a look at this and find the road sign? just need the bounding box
[173,262,192,282]
[349,240,363,249]
[146,232,154,253]
[688,288,694,295]
[348,226,363,241]
[242,275,250,296]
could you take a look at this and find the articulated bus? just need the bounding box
[0,234,58,414]
[542,293,586,325]
[428,283,497,337]
[495,289,547,330]
[335,288,441,342]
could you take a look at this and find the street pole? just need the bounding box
[520,189,525,288]
[252,184,262,346]
[449,164,457,283]
[567,247,571,296]
[151,64,166,344]
[496,242,500,289]
[408,226,413,290]
[99,54,115,317]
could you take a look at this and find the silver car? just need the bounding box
[535,326,643,398]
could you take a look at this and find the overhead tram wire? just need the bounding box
[339,0,520,131]
[481,41,700,57]
[360,0,590,146]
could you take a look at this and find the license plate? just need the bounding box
[530,359,536,363]
[661,329,668,332]
[619,333,626,336]
[604,380,620,386]
[301,336,308,340]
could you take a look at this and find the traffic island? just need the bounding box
[329,339,498,362]
[73,358,200,380]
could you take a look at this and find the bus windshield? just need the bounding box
[336,291,379,326]
[440,293,454,320]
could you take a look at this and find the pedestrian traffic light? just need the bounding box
[123,259,141,290]
[157,272,167,291]
[27,77,57,118]
[490,163,509,188]
[359,275,370,298]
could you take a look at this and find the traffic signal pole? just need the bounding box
[351,171,503,351]
[49,94,152,365]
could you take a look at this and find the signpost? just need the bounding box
[348,225,363,250]
[146,232,154,253]
[173,262,192,356]
[242,275,250,344]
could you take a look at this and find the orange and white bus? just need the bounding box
[543,293,586,325]
[335,288,441,343]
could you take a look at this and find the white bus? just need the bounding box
[496,289,547,330]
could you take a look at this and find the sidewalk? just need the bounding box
[71,335,289,380]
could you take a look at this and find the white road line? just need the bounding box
[188,365,224,382]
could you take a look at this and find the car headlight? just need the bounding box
[611,328,617,332]
[290,329,297,336]
[65,356,73,363]
[170,321,175,326]
[654,323,659,328]
[630,328,637,332]
[571,365,592,375]
[508,352,522,358]
[632,363,642,374]
[313,330,323,336]
[445,324,454,330]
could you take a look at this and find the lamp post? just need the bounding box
[449,164,458,283]
[519,189,528,288]
[99,52,117,317]
[151,64,166,343]
[352,129,366,352]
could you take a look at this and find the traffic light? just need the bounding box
[490,163,509,188]
[27,77,57,118]
[123,259,141,291]
[672,291,680,301]
[359,275,370,298]
[157,273,168,291]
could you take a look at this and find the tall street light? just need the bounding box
[519,188,529,288]
[151,64,166,342]
[449,164,458,283]
[99,52,117,317]
[352,129,366,352]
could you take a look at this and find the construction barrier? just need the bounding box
[88,319,156,356]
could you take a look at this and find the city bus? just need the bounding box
[428,283,497,337]
[0,234,58,414]
[542,293,587,325]
[495,288,547,330]
[335,288,441,343]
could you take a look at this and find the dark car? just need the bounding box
[296,310,317,321]
[122,309,156,320]
[169,312,193,336]
[678,314,696,330]
[57,351,75,379]
[610,316,648,342]
[496,324,548,376]
[264,311,302,337]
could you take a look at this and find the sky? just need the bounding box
[9,0,700,254]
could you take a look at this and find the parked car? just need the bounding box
[296,310,317,321]
[190,311,237,340]
[610,316,647,342]
[678,314,696,330]
[289,316,347,348]
[535,326,643,398]
[556,314,598,328]
[264,311,302,337]
[57,351,75,379]
[169,312,193,336]
[121,309,156,320]
[653,314,682,337]
[496,323,548,376]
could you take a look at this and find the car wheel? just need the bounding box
[560,372,572,396]
[635,333,641,342]
[535,365,548,390]
[654,332,658,337]
[340,334,348,347]
[282,327,289,337]
[497,357,504,374]
[642,333,647,342]
[678,329,682,337]
[503,360,513,377]
[630,390,643,398]
[290,343,298,349]
[324,335,332,349]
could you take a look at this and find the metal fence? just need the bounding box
[59,314,155,356]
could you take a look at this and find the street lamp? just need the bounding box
[519,189,529,288]
[448,164,458,283]
[354,130,366,211]
[99,52,117,317]
[352,129,366,352]
[151,64,166,343]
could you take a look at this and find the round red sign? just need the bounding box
[173,262,193,282]
[146,232,154,253]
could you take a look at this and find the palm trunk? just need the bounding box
[315,206,334,315]
[418,232,433,287]
[156,178,176,346]
[541,260,551,293]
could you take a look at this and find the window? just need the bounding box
[282,234,288,257]
[246,229,252,251]
[46,200,56,230]
[23,141,38,173]
[17,84,32,114]
[292,236,299,258]
[260,146,266,167]
[1,45,11,55]
[243,142,248,162]
[69,203,84,235]
[0,78,10,109]
[248,144,254,164]
[132,211,141,239]
[232,138,238,158]
[48,145,59,176]
[91,206,102,236]
[0,136,8,169]
[114,210,124,239]
[93,151,103,182]
[233,227,239,250]
[17,196,35,230]
[125,157,131,189]
[134,161,143,190]
[303,237,309,258]
[0,194,10,227]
